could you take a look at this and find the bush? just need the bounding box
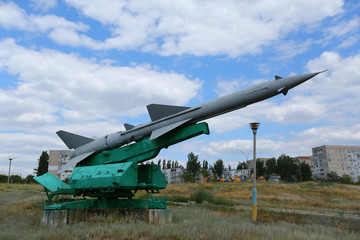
[190,189,213,204]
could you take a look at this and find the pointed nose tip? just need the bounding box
[282,70,327,93]
[301,70,327,81]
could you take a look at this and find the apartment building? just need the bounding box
[312,145,360,182]
[48,150,72,180]
[161,168,184,184]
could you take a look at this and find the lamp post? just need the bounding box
[8,157,13,184]
[249,122,260,221]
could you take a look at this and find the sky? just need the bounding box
[1,0,360,177]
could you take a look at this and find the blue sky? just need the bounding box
[1,0,360,176]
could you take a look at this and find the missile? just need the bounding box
[58,71,326,172]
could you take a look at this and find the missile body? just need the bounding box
[58,71,325,172]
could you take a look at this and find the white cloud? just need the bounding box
[0,1,88,34]
[199,50,360,159]
[61,0,344,57]
[30,0,57,11]
[0,39,202,131]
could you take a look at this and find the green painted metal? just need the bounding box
[36,122,209,210]
[78,122,210,166]
[34,172,74,200]
[45,196,167,210]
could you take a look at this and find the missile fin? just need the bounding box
[149,119,192,140]
[124,123,135,130]
[147,104,190,121]
[57,130,94,149]
[275,75,283,80]
[58,151,95,173]
[277,87,289,95]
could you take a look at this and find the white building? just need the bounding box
[161,168,184,184]
[48,150,72,180]
[223,169,250,179]
[312,145,360,182]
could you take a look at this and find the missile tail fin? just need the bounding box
[124,123,135,130]
[149,119,192,140]
[56,130,94,149]
[147,104,190,121]
[275,75,283,80]
[58,151,95,173]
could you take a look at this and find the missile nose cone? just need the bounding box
[284,70,327,91]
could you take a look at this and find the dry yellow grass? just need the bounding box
[162,181,360,213]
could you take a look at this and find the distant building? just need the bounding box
[246,158,271,170]
[161,168,184,184]
[268,174,281,183]
[293,156,312,166]
[223,169,250,179]
[48,150,72,180]
[312,145,360,182]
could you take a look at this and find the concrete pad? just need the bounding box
[148,209,172,224]
[41,210,67,227]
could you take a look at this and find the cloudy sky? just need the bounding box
[1,0,360,176]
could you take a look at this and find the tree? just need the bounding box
[276,155,299,182]
[256,159,266,178]
[25,174,36,184]
[0,174,8,183]
[202,160,208,170]
[327,171,340,182]
[181,152,201,183]
[299,162,312,181]
[228,164,232,171]
[200,168,209,179]
[265,157,277,176]
[34,151,49,176]
[213,159,224,177]
[340,174,352,184]
[157,159,161,168]
[186,152,201,176]
[162,159,166,169]
[237,162,247,170]
[9,175,23,183]
[166,160,171,169]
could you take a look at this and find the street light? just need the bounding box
[8,157,13,184]
[249,122,260,222]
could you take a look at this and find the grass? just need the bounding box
[1,182,359,239]
[159,181,360,214]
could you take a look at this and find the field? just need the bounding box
[0,182,359,240]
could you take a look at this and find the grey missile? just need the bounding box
[58,71,326,172]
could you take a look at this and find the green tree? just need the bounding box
[166,160,171,169]
[213,159,224,177]
[276,155,299,182]
[340,174,352,184]
[186,152,201,176]
[200,168,209,179]
[25,174,36,183]
[181,152,201,183]
[162,159,166,169]
[34,151,49,176]
[299,162,312,181]
[202,160,208,170]
[265,157,277,175]
[237,162,247,170]
[157,159,161,168]
[256,159,266,178]
[9,175,23,183]
[327,171,340,182]
[0,174,7,183]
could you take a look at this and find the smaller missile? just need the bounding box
[58,70,326,173]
